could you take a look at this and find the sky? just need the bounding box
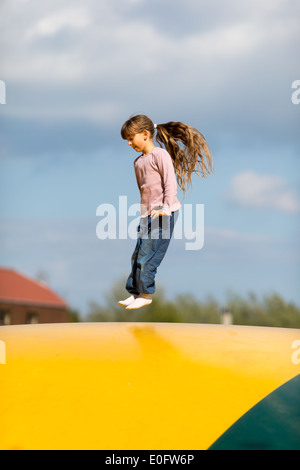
[0,0,299,316]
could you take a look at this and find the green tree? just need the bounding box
[67,308,81,323]
[85,279,300,329]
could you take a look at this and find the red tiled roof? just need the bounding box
[0,268,68,308]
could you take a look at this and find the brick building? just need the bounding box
[0,268,69,325]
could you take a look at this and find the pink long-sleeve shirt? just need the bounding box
[134,147,182,217]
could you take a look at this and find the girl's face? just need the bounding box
[127,129,152,154]
[127,132,146,153]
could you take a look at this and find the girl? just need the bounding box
[118,115,213,310]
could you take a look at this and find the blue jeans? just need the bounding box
[126,211,178,295]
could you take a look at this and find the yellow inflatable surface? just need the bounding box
[0,322,299,450]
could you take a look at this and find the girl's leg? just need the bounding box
[129,213,176,296]
[125,237,142,296]
[122,212,177,309]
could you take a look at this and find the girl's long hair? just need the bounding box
[121,114,214,192]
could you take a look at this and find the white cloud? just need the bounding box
[226,171,300,214]
[207,226,271,244]
[180,22,264,60]
[1,0,297,85]
[0,0,298,148]
[27,9,91,38]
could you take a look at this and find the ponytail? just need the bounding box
[121,115,214,192]
[155,121,214,192]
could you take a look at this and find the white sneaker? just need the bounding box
[118,295,137,307]
[125,296,152,310]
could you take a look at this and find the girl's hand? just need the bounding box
[151,209,168,219]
